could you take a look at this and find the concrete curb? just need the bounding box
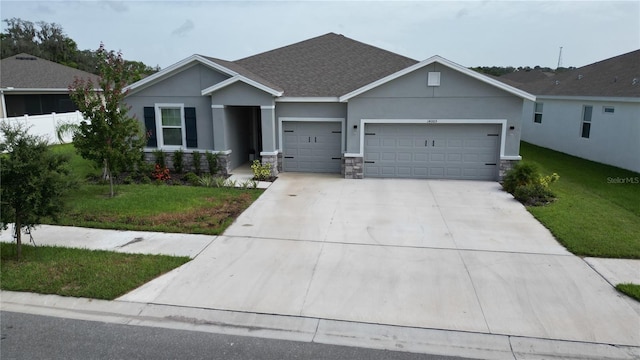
[2,291,638,360]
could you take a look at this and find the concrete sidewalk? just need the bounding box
[1,174,639,359]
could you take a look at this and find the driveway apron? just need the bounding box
[119,173,640,346]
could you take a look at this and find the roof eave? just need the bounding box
[1,87,102,93]
[339,55,536,102]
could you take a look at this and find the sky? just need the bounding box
[1,0,639,70]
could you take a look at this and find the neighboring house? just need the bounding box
[0,53,99,118]
[499,50,640,173]
[124,33,535,180]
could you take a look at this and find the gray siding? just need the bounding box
[522,98,640,173]
[346,63,526,157]
[209,82,275,106]
[125,64,231,151]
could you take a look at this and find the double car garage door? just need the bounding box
[283,121,500,180]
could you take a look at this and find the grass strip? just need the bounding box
[520,142,640,259]
[0,243,190,300]
[616,283,640,302]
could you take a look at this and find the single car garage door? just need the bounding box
[283,121,342,173]
[364,123,500,180]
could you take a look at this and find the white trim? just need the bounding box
[501,155,522,161]
[339,55,536,102]
[278,117,346,154]
[356,119,510,160]
[536,95,640,103]
[0,91,6,118]
[201,76,283,97]
[260,151,279,156]
[125,55,237,95]
[144,148,232,155]
[343,153,363,158]
[154,103,186,150]
[275,97,340,103]
[211,104,224,109]
[1,88,101,93]
[260,105,276,110]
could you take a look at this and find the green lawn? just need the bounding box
[519,142,640,259]
[47,144,263,235]
[616,283,640,302]
[0,242,190,300]
[51,184,261,235]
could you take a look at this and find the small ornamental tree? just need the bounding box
[0,122,72,260]
[68,43,146,198]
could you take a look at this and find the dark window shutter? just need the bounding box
[143,107,157,147]
[185,107,198,148]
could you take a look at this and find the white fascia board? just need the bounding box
[275,97,340,102]
[124,55,238,96]
[201,76,283,97]
[339,55,536,102]
[536,95,640,103]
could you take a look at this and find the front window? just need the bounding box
[156,104,185,147]
[533,102,543,123]
[581,105,592,138]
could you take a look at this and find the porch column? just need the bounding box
[211,104,227,151]
[259,105,279,176]
[211,104,231,175]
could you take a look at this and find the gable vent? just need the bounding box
[16,56,37,61]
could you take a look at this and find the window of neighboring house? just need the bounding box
[534,102,543,123]
[603,106,615,114]
[156,104,185,147]
[581,105,592,139]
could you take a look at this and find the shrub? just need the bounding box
[152,150,166,168]
[503,162,559,206]
[151,164,171,181]
[198,174,216,187]
[184,172,201,186]
[205,151,219,175]
[251,160,272,181]
[503,162,539,194]
[241,179,257,189]
[192,151,202,175]
[173,150,184,174]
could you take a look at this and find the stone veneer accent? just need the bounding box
[342,155,364,179]
[499,158,519,180]
[261,154,279,176]
[143,150,230,176]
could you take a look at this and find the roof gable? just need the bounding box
[125,54,282,96]
[0,53,99,90]
[340,55,536,102]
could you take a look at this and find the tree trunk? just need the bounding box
[15,219,22,260]
[108,166,114,198]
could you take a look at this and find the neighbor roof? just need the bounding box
[0,53,99,90]
[234,33,418,97]
[499,50,640,98]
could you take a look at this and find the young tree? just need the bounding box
[68,43,147,198]
[0,122,72,260]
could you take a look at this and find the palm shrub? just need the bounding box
[503,162,559,206]
[205,151,219,175]
[192,151,202,175]
[173,150,184,174]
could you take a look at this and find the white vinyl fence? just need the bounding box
[0,111,88,144]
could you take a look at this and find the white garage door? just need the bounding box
[283,121,342,173]
[364,123,500,180]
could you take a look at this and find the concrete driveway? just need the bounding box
[120,173,640,347]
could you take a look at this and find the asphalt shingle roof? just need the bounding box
[1,53,99,90]
[200,56,284,93]
[498,50,640,98]
[232,33,418,97]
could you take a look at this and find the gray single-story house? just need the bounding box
[0,53,99,118]
[124,33,535,180]
[500,50,640,173]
